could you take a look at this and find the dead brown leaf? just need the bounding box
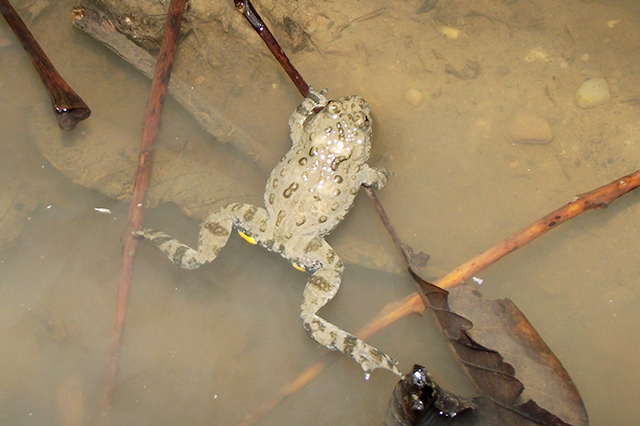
[408,272,588,425]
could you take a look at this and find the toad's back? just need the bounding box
[264,94,375,237]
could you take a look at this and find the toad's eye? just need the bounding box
[353,112,369,128]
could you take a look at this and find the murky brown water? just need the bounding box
[1,0,639,425]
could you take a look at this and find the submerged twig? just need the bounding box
[72,4,277,173]
[365,170,640,323]
[93,0,186,423]
[0,0,90,130]
[233,0,309,97]
[434,170,640,289]
[334,7,386,37]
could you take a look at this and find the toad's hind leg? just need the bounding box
[300,250,402,378]
[136,203,265,270]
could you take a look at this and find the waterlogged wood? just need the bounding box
[29,102,247,221]
[233,0,309,97]
[435,170,640,290]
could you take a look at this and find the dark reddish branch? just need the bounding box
[95,0,187,421]
[233,0,309,97]
[0,0,90,130]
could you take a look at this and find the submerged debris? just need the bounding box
[386,365,474,426]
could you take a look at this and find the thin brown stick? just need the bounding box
[367,169,640,320]
[233,0,309,97]
[0,0,90,130]
[434,169,640,289]
[93,0,186,423]
[237,169,640,425]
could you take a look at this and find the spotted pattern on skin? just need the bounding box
[304,237,323,253]
[343,335,358,357]
[309,275,332,292]
[135,88,398,378]
[243,206,257,222]
[204,222,228,237]
[283,182,299,198]
[171,245,190,265]
[305,317,326,333]
[325,249,336,265]
[148,235,175,246]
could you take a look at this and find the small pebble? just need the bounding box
[505,110,553,144]
[437,26,461,39]
[404,88,425,106]
[575,78,611,109]
[524,47,549,63]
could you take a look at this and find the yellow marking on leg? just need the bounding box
[238,230,256,245]
[292,262,306,272]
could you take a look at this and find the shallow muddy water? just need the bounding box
[1,0,639,425]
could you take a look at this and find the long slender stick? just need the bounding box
[93,1,186,423]
[0,0,90,130]
[366,170,640,320]
[434,170,640,288]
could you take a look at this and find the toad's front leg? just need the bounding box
[288,87,329,145]
[299,241,402,378]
